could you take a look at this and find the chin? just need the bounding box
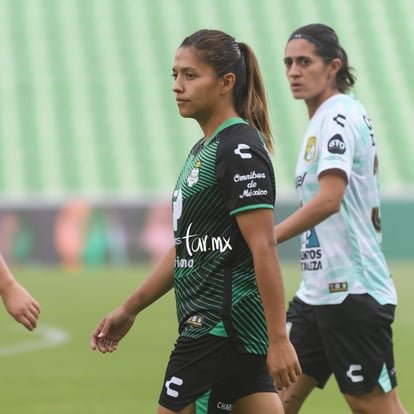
[179,112,194,119]
[177,109,192,118]
[291,92,306,100]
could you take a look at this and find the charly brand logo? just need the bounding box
[165,376,184,398]
[346,365,364,383]
[217,401,233,411]
[176,223,232,257]
[234,143,252,159]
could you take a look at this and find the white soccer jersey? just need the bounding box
[294,94,397,305]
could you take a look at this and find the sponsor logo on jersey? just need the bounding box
[329,282,348,292]
[233,171,266,182]
[234,170,268,199]
[174,256,194,268]
[172,189,183,232]
[185,314,204,327]
[295,172,307,188]
[327,134,346,154]
[239,188,268,199]
[176,223,232,257]
[304,136,317,162]
[300,228,323,271]
[234,143,252,159]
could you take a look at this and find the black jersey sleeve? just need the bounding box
[216,124,275,216]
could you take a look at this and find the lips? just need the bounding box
[290,83,302,90]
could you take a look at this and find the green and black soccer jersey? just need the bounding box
[171,117,276,355]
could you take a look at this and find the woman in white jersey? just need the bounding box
[274,23,407,414]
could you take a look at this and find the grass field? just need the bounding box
[1,261,412,413]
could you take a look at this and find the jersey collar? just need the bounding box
[208,117,248,141]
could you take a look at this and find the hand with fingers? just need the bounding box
[267,338,302,391]
[0,280,40,331]
[90,307,136,354]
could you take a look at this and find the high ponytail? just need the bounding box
[237,42,273,153]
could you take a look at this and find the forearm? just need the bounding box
[276,172,346,244]
[0,255,17,294]
[121,246,175,316]
[275,200,327,243]
[253,246,288,342]
[275,192,340,243]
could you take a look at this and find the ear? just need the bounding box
[220,73,236,95]
[329,58,342,76]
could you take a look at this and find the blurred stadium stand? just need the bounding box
[0,0,412,263]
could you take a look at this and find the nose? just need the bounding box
[287,63,300,79]
[172,76,183,93]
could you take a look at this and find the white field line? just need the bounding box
[0,324,70,356]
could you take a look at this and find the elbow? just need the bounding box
[324,197,342,215]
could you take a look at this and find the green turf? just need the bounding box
[0,261,412,413]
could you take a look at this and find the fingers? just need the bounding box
[90,321,105,350]
[21,313,38,331]
[31,299,41,315]
[16,315,35,331]
[92,335,119,354]
[14,301,41,331]
[273,363,302,390]
[27,301,40,330]
[100,338,119,353]
[90,318,119,354]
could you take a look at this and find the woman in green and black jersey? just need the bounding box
[90,29,301,414]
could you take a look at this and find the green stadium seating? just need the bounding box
[0,0,412,201]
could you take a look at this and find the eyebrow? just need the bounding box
[284,55,311,61]
[172,66,198,72]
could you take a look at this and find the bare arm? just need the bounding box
[236,209,301,389]
[275,170,347,243]
[90,245,175,353]
[0,255,40,331]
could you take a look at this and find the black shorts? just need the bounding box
[287,294,397,395]
[158,334,276,412]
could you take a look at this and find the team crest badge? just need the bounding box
[187,161,201,187]
[304,136,317,162]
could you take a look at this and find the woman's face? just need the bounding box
[284,38,339,107]
[172,46,223,123]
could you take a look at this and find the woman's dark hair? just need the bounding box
[180,29,273,153]
[288,23,356,93]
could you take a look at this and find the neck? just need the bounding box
[306,89,340,119]
[199,109,240,141]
